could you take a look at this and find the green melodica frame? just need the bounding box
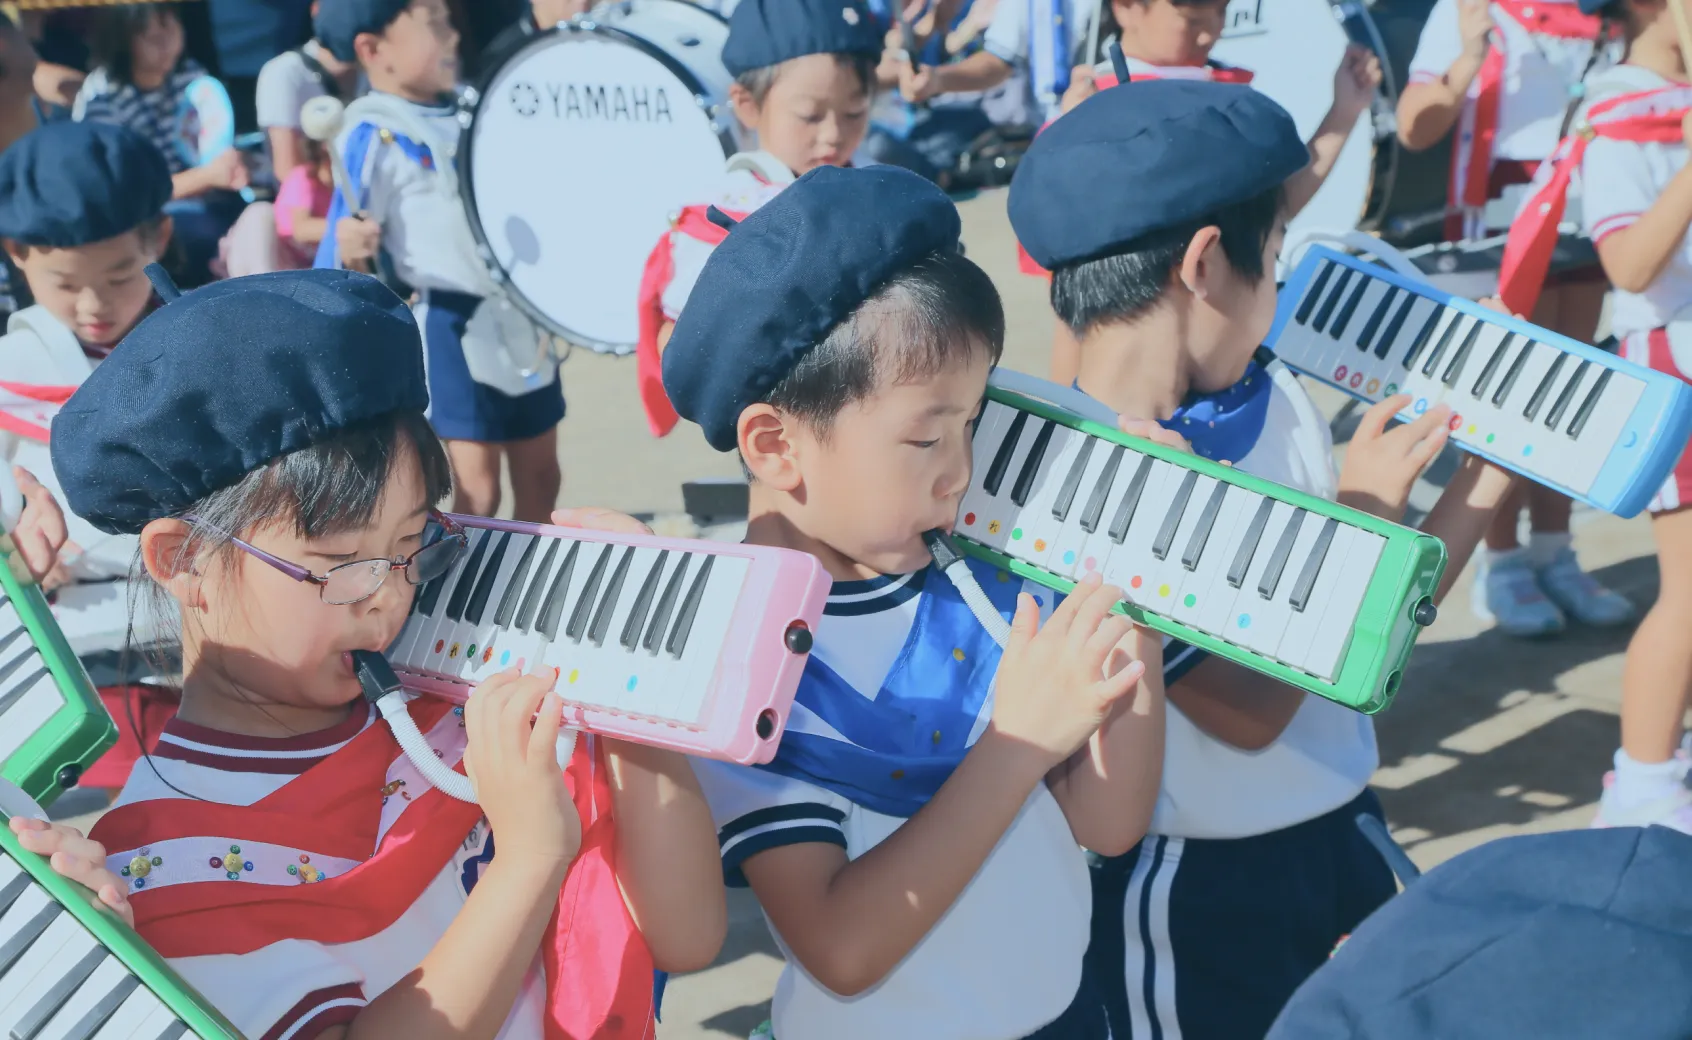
[957,385,1448,715]
[0,528,117,806]
[0,815,245,1039]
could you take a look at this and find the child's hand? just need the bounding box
[9,467,66,586]
[991,575,1147,766]
[1060,64,1098,115]
[336,215,382,265]
[900,59,940,104]
[1458,0,1494,60]
[1119,417,1192,454]
[548,506,652,536]
[1338,394,1452,521]
[1331,44,1383,123]
[463,666,582,875]
[205,148,249,192]
[7,817,132,927]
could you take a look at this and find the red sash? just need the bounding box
[1498,83,1692,315]
[1448,0,1600,240]
[91,701,656,1039]
[1015,61,1257,279]
[0,381,76,443]
[635,207,737,438]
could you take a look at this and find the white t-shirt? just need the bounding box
[1579,65,1692,336]
[692,569,1099,1040]
[983,0,1101,120]
[1146,363,1381,840]
[1407,0,1602,163]
[254,41,334,130]
[107,706,548,1040]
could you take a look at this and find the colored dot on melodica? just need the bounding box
[1238,614,1252,629]
[1064,550,1077,565]
[1183,593,1197,607]
[1011,527,1023,540]
[1130,576,1143,589]
[1158,584,1171,597]
[964,512,976,526]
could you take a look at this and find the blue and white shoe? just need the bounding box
[1472,550,1566,638]
[1536,547,1636,628]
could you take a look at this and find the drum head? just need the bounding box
[1211,0,1377,247]
[462,18,734,354]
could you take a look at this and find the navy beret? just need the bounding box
[0,122,170,248]
[1008,80,1309,270]
[663,165,961,452]
[52,269,429,535]
[1269,827,1692,1040]
[722,0,882,77]
[314,0,412,63]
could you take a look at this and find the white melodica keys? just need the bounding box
[0,593,65,768]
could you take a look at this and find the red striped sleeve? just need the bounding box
[1592,212,1642,243]
[259,983,366,1040]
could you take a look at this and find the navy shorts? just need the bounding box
[419,289,564,443]
[1088,789,1396,1040]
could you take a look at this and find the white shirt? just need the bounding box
[983,0,1101,120]
[660,152,794,322]
[110,707,548,1040]
[692,571,1094,1040]
[1150,365,1381,840]
[254,41,333,130]
[1407,0,1603,163]
[1579,65,1692,336]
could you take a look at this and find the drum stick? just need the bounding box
[299,95,365,218]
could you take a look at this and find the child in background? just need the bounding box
[1400,0,1633,638]
[1009,80,1518,1039]
[315,0,566,523]
[275,137,336,263]
[0,120,178,793]
[15,267,726,1039]
[1503,0,1692,830]
[667,164,1168,1040]
[75,3,248,288]
[636,0,882,437]
[255,1,361,182]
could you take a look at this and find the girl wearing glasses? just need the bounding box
[10,268,726,1040]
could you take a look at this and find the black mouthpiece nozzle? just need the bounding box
[352,649,404,704]
[922,529,965,570]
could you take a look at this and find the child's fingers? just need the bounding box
[1004,593,1039,655]
[1065,581,1125,657]
[547,507,652,536]
[1354,395,1410,442]
[1081,612,1135,667]
[527,690,564,767]
[1094,658,1148,708]
[95,881,135,927]
[1119,417,1190,453]
[49,849,121,895]
[1405,420,1452,470]
[500,672,554,761]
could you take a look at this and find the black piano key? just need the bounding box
[1311,266,1354,333]
[1523,352,1567,421]
[1080,444,1125,533]
[461,531,512,626]
[1567,367,1614,439]
[1492,339,1535,407]
[442,529,493,622]
[53,973,139,1040]
[1544,358,1591,430]
[0,661,46,716]
[492,537,540,628]
[1356,285,1399,354]
[1051,437,1096,522]
[1152,470,1199,561]
[154,1026,189,1040]
[0,868,29,913]
[1180,480,1229,571]
[1440,320,1486,388]
[514,539,561,633]
[1376,292,1417,360]
[534,541,581,640]
[1226,497,1275,588]
[413,566,451,617]
[13,944,104,1039]
[566,545,614,643]
[1400,306,1445,369]
[666,555,715,659]
[1329,274,1371,338]
[1294,261,1335,325]
[1288,518,1339,613]
[1107,454,1156,543]
[1010,420,1056,507]
[1257,508,1306,600]
[619,551,669,652]
[643,554,691,654]
[0,900,57,975]
[1420,314,1465,377]
[588,547,636,647]
[982,411,1028,497]
[1471,333,1517,400]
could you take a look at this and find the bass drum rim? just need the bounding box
[458,7,737,354]
[1357,0,1451,248]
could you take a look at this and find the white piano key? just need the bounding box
[1,923,101,1036]
[1273,521,1351,673]
[619,551,693,721]
[1141,472,1214,615]
[1228,503,1304,658]
[0,667,64,766]
[570,546,661,713]
[0,911,79,1027]
[977,415,1045,553]
[1043,436,1118,580]
[401,526,491,670]
[1168,483,1257,632]
[1300,529,1386,681]
[1196,492,1275,638]
[125,1003,186,1040]
[662,555,749,726]
[427,528,510,676]
[1555,368,1646,495]
[1098,457,1180,608]
[495,536,574,670]
[1009,425,1082,571]
[957,402,1013,541]
[88,983,164,1040]
[537,541,618,677]
[461,532,541,684]
[33,954,136,1040]
[1263,512,1332,667]
[0,885,55,975]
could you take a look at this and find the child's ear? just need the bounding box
[728,81,761,134]
[140,518,203,608]
[1178,225,1225,300]
[353,30,383,68]
[146,216,174,259]
[737,403,803,492]
[2,239,25,268]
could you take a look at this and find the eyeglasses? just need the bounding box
[187,513,469,606]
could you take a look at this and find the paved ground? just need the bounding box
[54,189,1655,1038]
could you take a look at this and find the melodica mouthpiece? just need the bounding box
[352,649,404,704]
[922,529,965,571]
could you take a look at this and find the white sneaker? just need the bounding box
[1473,551,1566,638]
[1536,547,1636,627]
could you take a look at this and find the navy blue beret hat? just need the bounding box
[1009,80,1309,270]
[722,0,882,77]
[52,269,429,535]
[663,164,962,452]
[315,0,413,63]
[1269,826,1692,1040]
[0,122,171,248]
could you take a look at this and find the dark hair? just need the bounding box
[1050,184,1283,335]
[91,3,180,86]
[734,52,878,105]
[754,249,1004,449]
